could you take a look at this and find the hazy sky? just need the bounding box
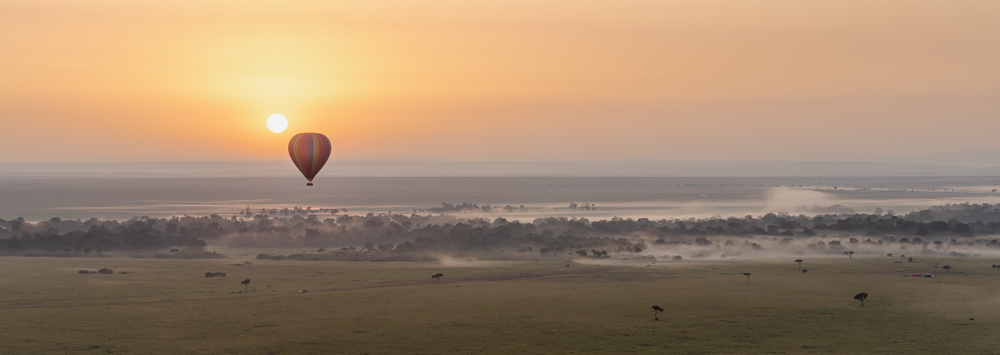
[3,0,1000,163]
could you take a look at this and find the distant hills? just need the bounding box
[3,150,1000,178]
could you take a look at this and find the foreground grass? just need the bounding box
[1,256,999,354]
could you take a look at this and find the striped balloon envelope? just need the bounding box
[287,133,332,186]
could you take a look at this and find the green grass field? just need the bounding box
[2,255,1000,354]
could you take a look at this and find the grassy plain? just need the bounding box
[2,255,1000,354]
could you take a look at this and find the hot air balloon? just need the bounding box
[288,133,331,186]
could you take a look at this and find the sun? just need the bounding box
[266,114,288,133]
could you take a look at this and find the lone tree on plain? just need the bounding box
[795,259,803,270]
[431,273,443,284]
[943,265,952,275]
[651,305,664,321]
[854,292,868,306]
[743,273,751,282]
[240,279,250,292]
[845,251,855,259]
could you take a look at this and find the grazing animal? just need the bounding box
[802,269,808,273]
[651,306,664,321]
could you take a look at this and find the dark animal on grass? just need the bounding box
[795,259,803,270]
[943,265,951,275]
[802,269,808,273]
[241,279,251,292]
[431,273,444,284]
[651,306,664,321]
[854,292,868,306]
[743,273,751,282]
[205,272,226,277]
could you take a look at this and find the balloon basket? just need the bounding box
[306,182,313,186]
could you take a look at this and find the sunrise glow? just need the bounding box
[267,114,288,133]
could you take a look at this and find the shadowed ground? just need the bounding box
[2,256,999,354]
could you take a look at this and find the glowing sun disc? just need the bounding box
[267,114,288,133]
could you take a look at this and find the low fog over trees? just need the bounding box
[425,203,525,213]
[4,203,1000,259]
[0,216,213,255]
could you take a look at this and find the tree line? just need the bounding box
[4,203,1000,257]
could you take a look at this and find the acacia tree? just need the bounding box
[943,265,952,275]
[743,273,751,282]
[240,279,251,292]
[795,259,803,270]
[431,273,444,284]
[651,305,664,321]
[845,251,855,259]
[854,292,868,306]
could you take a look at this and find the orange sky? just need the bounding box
[2,0,1000,162]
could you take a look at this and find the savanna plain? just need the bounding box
[3,256,999,354]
